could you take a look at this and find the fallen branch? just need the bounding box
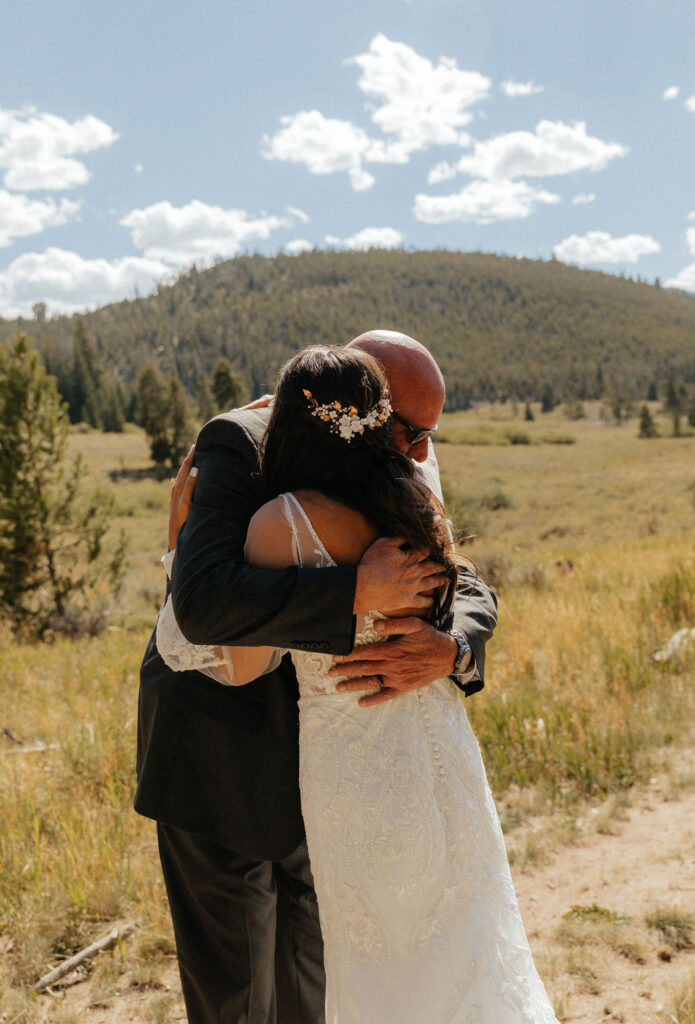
[1,726,23,744]
[33,921,138,992]
[2,743,59,756]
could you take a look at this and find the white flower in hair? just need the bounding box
[302,389,392,443]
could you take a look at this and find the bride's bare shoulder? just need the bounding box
[292,490,378,566]
[245,495,294,568]
[246,490,378,568]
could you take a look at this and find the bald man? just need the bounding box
[326,329,490,703]
[350,329,444,464]
[135,331,497,1024]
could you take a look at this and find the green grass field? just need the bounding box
[1,402,694,1021]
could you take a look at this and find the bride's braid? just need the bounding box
[259,346,459,628]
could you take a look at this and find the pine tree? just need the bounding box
[638,405,657,438]
[167,375,194,469]
[540,383,555,414]
[136,363,194,469]
[102,385,125,432]
[136,362,168,442]
[197,373,215,422]
[664,379,683,437]
[0,334,126,639]
[212,357,249,412]
[69,317,104,428]
[687,390,695,429]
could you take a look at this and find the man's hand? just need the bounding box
[167,397,274,550]
[353,537,448,614]
[243,393,274,410]
[329,616,466,707]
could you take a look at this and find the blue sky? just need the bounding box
[1,0,694,317]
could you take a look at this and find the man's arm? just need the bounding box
[448,561,498,693]
[327,566,497,706]
[172,413,358,654]
[171,413,442,656]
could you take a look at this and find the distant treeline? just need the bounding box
[2,249,695,422]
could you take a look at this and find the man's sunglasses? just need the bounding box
[391,410,438,447]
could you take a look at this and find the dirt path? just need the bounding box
[51,787,695,1023]
[513,787,695,1022]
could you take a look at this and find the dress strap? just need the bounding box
[281,492,337,568]
[279,493,303,567]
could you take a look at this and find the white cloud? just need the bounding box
[285,238,313,255]
[663,86,680,100]
[262,110,374,191]
[325,226,404,250]
[500,80,544,97]
[0,190,80,247]
[262,36,490,190]
[687,226,695,255]
[571,192,596,205]
[134,163,143,173]
[553,230,661,265]
[0,247,170,318]
[414,179,560,224]
[348,34,489,159]
[665,264,695,292]
[428,120,628,184]
[120,199,293,265]
[686,95,695,112]
[0,106,118,191]
[285,205,310,223]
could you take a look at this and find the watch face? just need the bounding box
[451,630,470,673]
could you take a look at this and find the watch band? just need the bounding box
[448,628,471,676]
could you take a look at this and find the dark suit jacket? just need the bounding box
[135,407,497,860]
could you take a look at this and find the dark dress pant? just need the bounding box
[157,823,325,1024]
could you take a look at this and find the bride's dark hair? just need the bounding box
[259,346,458,627]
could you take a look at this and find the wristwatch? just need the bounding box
[448,629,472,677]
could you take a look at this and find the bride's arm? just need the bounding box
[204,500,303,679]
[156,474,286,686]
[155,550,283,686]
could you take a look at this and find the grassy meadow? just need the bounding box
[1,403,695,1021]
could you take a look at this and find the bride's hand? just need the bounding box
[353,537,448,614]
[169,445,198,550]
[329,616,465,707]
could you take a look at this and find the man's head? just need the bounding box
[347,330,445,463]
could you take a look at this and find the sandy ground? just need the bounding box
[515,785,695,1022]
[43,785,695,1023]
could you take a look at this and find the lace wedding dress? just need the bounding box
[157,493,558,1023]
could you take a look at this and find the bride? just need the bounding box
[158,346,558,1023]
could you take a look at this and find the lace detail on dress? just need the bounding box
[156,594,226,674]
[155,554,284,684]
[284,495,558,1023]
[280,492,335,569]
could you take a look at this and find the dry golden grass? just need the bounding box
[1,403,694,1018]
[439,402,695,801]
[663,972,695,1023]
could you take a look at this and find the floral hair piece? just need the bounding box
[302,388,392,442]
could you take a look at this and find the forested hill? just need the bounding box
[2,249,695,408]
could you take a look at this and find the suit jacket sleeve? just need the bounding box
[171,411,358,655]
[449,565,498,695]
[418,443,497,694]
